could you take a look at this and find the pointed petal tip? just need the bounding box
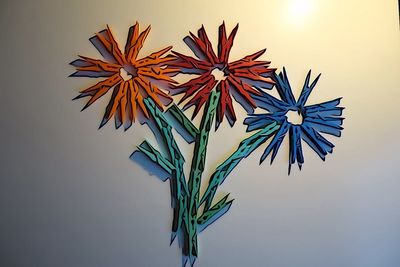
[72,95,82,101]
[170,232,177,245]
[190,111,197,121]
[215,121,221,131]
[189,257,196,267]
[124,122,133,131]
[182,256,188,267]
[98,118,108,129]
[259,48,267,55]
[115,123,122,129]
[69,58,79,66]
[80,104,89,112]
[177,97,186,106]
[227,119,236,128]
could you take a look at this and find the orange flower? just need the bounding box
[70,23,177,130]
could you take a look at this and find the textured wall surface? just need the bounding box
[0,0,399,266]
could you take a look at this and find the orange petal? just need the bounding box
[127,25,151,63]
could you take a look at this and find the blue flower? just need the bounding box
[244,68,344,174]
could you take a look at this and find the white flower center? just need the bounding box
[211,68,226,82]
[286,110,303,125]
[119,67,133,81]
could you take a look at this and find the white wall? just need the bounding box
[0,0,399,266]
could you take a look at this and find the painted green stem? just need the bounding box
[142,93,260,266]
[186,90,220,265]
[199,122,280,212]
[197,193,233,232]
[137,140,174,176]
[167,104,199,141]
[142,98,189,248]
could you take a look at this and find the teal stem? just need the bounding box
[186,90,220,266]
[142,98,189,251]
[199,122,280,212]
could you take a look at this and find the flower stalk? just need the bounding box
[186,90,220,265]
[199,121,280,212]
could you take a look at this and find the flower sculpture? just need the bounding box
[70,22,176,130]
[70,22,344,267]
[169,22,275,128]
[244,68,344,173]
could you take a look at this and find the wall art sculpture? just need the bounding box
[70,22,344,266]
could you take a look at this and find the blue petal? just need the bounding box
[304,98,342,113]
[244,115,275,132]
[289,125,304,174]
[303,117,344,137]
[274,67,296,106]
[300,123,335,160]
[305,108,344,118]
[252,91,290,112]
[244,112,286,132]
[260,120,290,163]
[297,70,321,107]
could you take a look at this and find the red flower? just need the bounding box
[170,22,275,128]
[70,23,177,130]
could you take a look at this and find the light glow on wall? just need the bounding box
[287,0,316,25]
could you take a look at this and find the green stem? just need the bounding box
[142,98,189,246]
[186,90,220,265]
[167,104,199,141]
[199,122,280,212]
